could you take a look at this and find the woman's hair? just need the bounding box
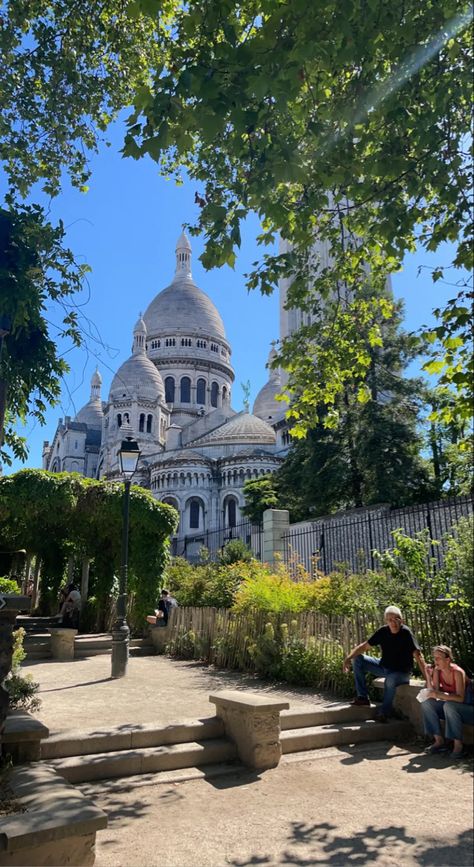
[432,644,453,660]
[384,605,403,620]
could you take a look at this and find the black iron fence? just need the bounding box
[171,520,263,563]
[283,495,473,575]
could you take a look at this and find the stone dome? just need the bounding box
[75,399,103,429]
[143,232,226,340]
[253,347,285,422]
[109,354,165,401]
[109,319,164,401]
[75,368,104,428]
[192,411,276,446]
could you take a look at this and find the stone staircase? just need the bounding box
[38,703,412,785]
[22,631,154,660]
[40,717,238,783]
[280,704,411,753]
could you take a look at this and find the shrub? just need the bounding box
[439,516,474,606]
[217,538,253,565]
[4,628,40,713]
[0,577,20,594]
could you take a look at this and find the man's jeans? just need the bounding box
[353,654,410,714]
[422,698,474,741]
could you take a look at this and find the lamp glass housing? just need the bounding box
[118,437,140,477]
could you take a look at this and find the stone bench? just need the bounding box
[49,627,78,661]
[0,764,107,866]
[373,677,474,743]
[2,710,49,763]
[209,690,289,770]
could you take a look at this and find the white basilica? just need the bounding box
[42,231,288,538]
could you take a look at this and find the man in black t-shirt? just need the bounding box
[343,605,427,722]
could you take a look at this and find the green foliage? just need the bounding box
[165,557,246,608]
[4,628,40,713]
[0,205,88,463]
[120,0,472,432]
[242,476,279,524]
[0,577,20,594]
[276,301,437,518]
[439,516,474,607]
[0,0,167,198]
[0,469,178,629]
[373,528,448,608]
[217,538,253,565]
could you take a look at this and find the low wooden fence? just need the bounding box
[164,604,473,674]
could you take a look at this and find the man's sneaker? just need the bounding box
[374,710,388,723]
[350,696,371,707]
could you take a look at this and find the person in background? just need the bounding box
[343,605,427,722]
[60,584,82,629]
[422,644,473,759]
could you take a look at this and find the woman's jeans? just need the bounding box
[422,698,474,741]
[353,654,410,714]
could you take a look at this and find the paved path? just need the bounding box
[23,653,473,866]
[89,744,473,867]
[24,654,330,734]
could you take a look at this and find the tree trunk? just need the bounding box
[32,557,41,609]
[81,557,90,601]
[67,555,74,584]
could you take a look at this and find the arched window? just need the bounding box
[139,413,145,432]
[180,376,191,403]
[196,378,206,405]
[117,413,122,428]
[222,385,227,405]
[227,498,237,527]
[146,414,153,433]
[165,377,175,403]
[123,412,130,424]
[189,498,201,529]
[211,381,219,408]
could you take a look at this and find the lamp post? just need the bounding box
[111,433,141,679]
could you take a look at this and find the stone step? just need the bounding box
[280,704,378,730]
[46,738,238,783]
[281,719,411,753]
[41,717,225,760]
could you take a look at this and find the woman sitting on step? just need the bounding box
[422,645,474,760]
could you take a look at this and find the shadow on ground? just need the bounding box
[227,821,474,866]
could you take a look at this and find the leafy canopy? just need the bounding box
[122,0,473,431]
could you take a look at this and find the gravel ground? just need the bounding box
[88,742,473,867]
[24,654,331,734]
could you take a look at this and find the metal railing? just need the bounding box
[282,495,473,575]
[171,520,263,563]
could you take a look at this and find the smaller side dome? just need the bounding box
[109,321,165,401]
[75,368,104,428]
[253,346,285,422]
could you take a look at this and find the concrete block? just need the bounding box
[210,690,289,770]
[49,628,77,661]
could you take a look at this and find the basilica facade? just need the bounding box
[42,232,287,538]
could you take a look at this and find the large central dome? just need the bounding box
[143,232,226,341]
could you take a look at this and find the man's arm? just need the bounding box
[343,641,371,673]
[413,649,427,681]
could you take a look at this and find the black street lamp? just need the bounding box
[111,433,141,679]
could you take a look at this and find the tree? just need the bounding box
[0,205,87,464]
[0,0,166,198]
[2,1,472,440]
[242,475,279,525]
[121,0,472,432]
[275,301,435,518]
[0,470,179,629]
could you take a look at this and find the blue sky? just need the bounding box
[4,118,456,473]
